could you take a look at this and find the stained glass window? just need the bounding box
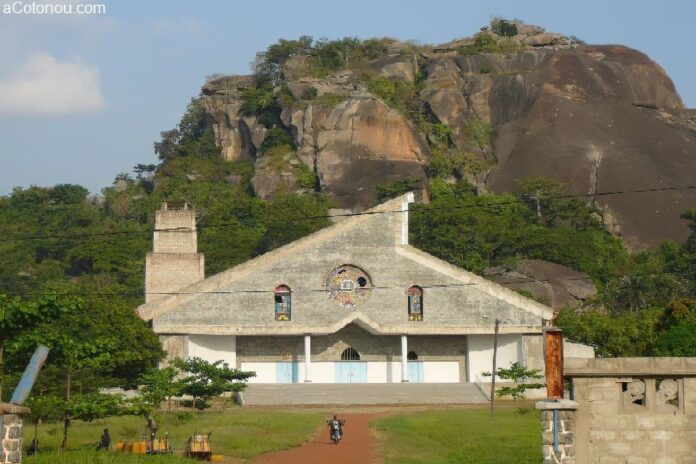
[407,286,423,321]
[274,285,291,321]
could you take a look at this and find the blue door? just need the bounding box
[276,362,299,383]
[408,361,424,383]
[335,362,367,383]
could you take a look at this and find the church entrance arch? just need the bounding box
[336,347,367,383]
[407,351,424,383]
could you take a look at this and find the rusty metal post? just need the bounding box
[543,327,564,399]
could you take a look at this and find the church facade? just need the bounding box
[138,194,555,384]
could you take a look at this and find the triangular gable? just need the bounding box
[395,245,554,320]
[138,194,411,321]
[139,192,554,323]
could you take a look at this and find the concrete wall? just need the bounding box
[151,196,546,335]
[563,357,696,464]
[240,361,460,384]
[467,334,523,382]
[188,335,236,367]
[235,324,465,383]
[145,206,204,304]
[565,341,595,359]
[160,335,187,366]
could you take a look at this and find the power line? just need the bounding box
[5,273,686,299]
[1,183,695,243]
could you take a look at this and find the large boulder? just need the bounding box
[201,30,695,248]
[202,76,257,161]
[421,45,695,250]
[486,259,597,309]
[315,98,429,208]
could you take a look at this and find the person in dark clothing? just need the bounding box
[96,428,111,450]
[27,438,39,456]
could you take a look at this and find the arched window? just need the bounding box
[341,347,361,361]
[274,285,291,321]
[407,286,423,321]
[407,351,418,361]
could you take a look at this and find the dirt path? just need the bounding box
[250,413,380,464]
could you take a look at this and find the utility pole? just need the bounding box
[490,318,501,418]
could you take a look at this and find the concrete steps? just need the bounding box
[240,383,488,406]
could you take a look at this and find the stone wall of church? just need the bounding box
[155,205,543,333]
[146,205,204,304]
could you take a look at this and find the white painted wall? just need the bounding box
[467,334,522,382]
[309,362,335,383]
[188,335,236,366]
[367,362,388,383]
[565,341,595,358]
[423,362,459,383]
[240,361,460,383]
[241,362,276,383]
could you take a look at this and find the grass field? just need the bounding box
[25,409,324,463]
[371,406,542,464]
[23,406,541,463]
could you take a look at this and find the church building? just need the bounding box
[137,193,555,384]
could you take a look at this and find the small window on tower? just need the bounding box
[274,285,291,321]
[407,286,423,321]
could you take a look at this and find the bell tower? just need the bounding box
[145,201,205,304]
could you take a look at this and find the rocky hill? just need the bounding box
[200,21,696,250]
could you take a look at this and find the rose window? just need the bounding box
[325,265,372,308]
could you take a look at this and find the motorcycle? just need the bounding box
[328,418,344,444]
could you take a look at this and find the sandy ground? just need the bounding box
[249,413,380,464]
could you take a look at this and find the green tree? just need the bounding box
[555,307,664,357]
[483,362,544,401]
[174,357,255,410]
[0,295,76,401]
[654,322,696,356]
[139,366,183,412]
[2,295,162,449]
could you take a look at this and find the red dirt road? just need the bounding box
[250,413,380,464]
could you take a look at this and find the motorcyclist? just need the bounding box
[328,415,346,442]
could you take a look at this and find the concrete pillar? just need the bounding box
[401,334,409,382]
[1,403,31,464]
[304,334,311,382]
[535,399,578,464]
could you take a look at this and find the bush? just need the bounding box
[365,76,422,118]
[315,92,347,107]
[473,34,502,54]
[490,18,519,37]
[431,123,453,145]
[300,86,318,100]
[464,118,492,148]
[260,129,294,153]
[295,163,317,190]
[376,177,422,202]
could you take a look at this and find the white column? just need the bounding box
[401,334,409,382]
[304,334,312,382]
